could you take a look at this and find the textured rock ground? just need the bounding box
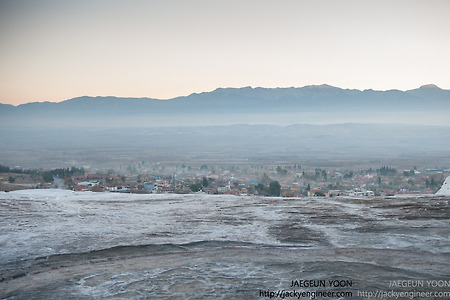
[1,190,449,299]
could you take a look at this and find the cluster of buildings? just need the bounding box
[68,164,448,197]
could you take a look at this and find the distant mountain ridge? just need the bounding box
[1,84,449,127]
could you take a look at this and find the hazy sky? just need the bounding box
[1,0,449,105]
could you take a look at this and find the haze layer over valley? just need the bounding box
[1,84,450,170]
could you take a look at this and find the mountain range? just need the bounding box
[1,84,449,127]
[1,84,450,168]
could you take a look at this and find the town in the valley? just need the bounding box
[1,162,447,197]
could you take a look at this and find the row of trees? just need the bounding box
[40,167,85,182]
[376,166,397,176]
[0,164,37,175]
[0,165,85,183]
[188,176,281,197]
[255,181,281,196]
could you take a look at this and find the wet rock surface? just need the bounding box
[0,190,449,299]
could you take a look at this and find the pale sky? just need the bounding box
[1,0,449,105]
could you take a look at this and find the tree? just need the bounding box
[42,172,53,182]
[403,170,415,177]
[8,176,15,183]
[202,177,209,188]
[189,183,202,192]
[276,166,287,176]
[315,168,321,179]
[343,172,353,179]
[255,183,265,194]
[268,181,281,197]
[261,173,272,185]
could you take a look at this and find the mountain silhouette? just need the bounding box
[1,85,449,127]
